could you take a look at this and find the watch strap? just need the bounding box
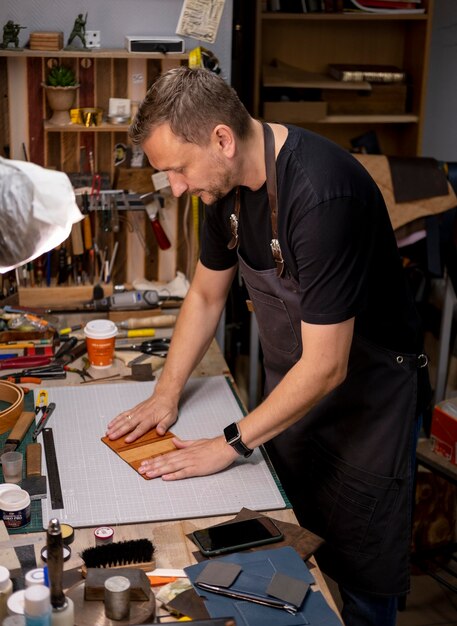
[224,422,253,458]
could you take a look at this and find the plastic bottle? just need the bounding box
[24,586,51,626]
[0,566,13,622]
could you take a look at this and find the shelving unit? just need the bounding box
[0,48,192,300]
[253,1,434,155]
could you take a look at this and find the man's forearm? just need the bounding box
[155,283,227,400]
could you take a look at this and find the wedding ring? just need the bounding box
[126,414,132,421]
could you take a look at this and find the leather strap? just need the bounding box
[227,123,285,277]
[263,124,285,277]
[0,379,25,435]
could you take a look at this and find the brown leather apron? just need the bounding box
[235,124,421,595]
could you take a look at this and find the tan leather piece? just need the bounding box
[354,154,457,232]
[0,380,25,435]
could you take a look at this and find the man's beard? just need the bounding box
[193,168,235,205]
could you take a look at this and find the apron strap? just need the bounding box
[263,123,285,277]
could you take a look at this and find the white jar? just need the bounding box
[0,489,31,529]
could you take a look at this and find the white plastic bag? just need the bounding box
[0,157,83,273]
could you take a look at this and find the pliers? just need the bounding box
[64,357,93,382]
[116,338,171,357]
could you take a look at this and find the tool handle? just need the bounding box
[0,356,51,369]
[54,336,78,361]
[118,315,176,329]
[150,217,171,250]
[6,411,36,446]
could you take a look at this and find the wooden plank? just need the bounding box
[27,57,45,164]
[0,58,8,157]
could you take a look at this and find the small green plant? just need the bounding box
[46,65,77,87]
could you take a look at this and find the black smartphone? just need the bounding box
[191,517,284,556]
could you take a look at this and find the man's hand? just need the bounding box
[105,392,178,443]
[138,435,239,480]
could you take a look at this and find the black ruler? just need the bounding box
[42,428,64,510]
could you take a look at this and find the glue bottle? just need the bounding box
[24,585,51,626]
[0,566,13,622]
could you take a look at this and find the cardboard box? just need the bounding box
[263,101,327,123]
[431,399,457,464]
[322,84,407,115]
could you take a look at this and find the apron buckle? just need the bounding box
[270,238,285,277]
[227,212,239,250]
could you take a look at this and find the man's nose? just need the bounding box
[167,172,188,197]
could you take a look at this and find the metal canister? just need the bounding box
[104,576,130,621]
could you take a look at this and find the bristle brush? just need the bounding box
[80,538,155,575]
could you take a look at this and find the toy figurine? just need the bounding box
[0,20,26,49]
[66,12,87,48]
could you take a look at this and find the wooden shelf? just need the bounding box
[263,63,372,91]
[0,48,188,60]
[44,121,130,132]
[261,11,429,20]
[254,0,434,155]
[322,114,419,123]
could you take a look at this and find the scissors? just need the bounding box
[116,338,171,357]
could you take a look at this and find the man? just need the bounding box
[107,67,429,626]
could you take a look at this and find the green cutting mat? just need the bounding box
[0,391,44,533]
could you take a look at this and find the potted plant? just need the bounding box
[42,64,79,125]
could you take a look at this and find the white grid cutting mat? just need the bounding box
[38,376,286,527]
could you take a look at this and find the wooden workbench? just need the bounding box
[1,336,342,622]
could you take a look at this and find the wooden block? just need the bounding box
[26,442,42,477]
[29,31,63,51]
[101,429,176,478]
[84,567,151,601]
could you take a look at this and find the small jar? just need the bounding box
[0,489,31,529]
[25,569,45,588]
[94,526,114,546]
[0,565,13,622]
[7,590,25,616]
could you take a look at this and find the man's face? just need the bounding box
[143,123,235,205]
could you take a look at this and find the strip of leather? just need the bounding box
[0,380,25,435]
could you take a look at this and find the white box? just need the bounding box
[125,36,185,54]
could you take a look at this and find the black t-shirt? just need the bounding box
[201,125,422,354]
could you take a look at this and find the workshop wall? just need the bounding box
[0,0,233,79]
[421,0,457,161]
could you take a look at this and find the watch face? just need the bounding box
[224,422,239,443]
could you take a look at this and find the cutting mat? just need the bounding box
[38,376,286,527]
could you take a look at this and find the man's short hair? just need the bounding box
[129,66,252,147]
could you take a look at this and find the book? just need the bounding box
[328,63,407,84]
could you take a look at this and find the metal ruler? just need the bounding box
[42,428,64,510]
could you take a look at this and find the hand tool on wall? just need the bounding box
[141,192,171,250]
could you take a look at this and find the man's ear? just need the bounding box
[212,125,236,158]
